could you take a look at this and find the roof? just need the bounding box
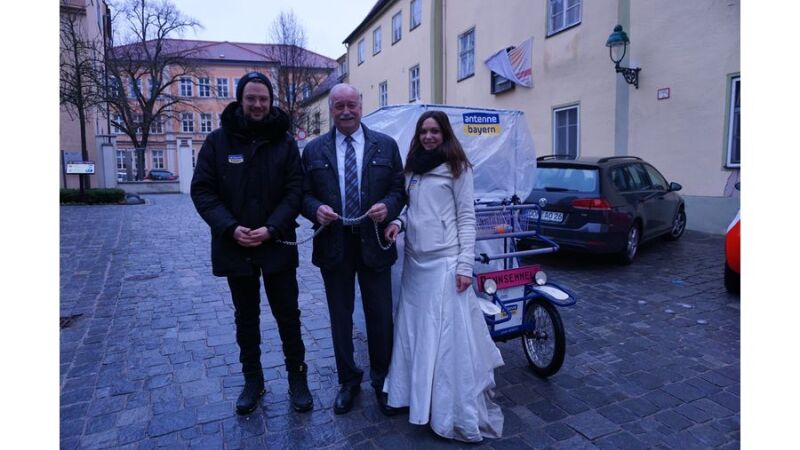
[113,39,337,69]
[302,71,344,105]
[343,0,395,45]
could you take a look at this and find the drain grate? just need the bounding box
[60,314,83,329]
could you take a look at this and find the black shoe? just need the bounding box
[374,389,399,417]
[333,384,360,415]
[288,371,313,413]
[236,379,265,415]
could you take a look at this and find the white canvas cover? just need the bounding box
[362,104,537,201]
[362,104,539,304]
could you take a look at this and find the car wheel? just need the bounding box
[618,224,640,265]
[724,262,740,294]
[665,208,687,241]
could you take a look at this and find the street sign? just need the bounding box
[66,161,96,174]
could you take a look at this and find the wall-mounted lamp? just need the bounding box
[606,25,640,89]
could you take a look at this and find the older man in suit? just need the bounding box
[301,83,405,416]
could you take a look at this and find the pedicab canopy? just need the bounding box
[362,104,537,201]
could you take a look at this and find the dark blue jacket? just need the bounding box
[301,124,405,270]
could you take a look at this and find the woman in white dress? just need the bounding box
[382,111,504,442]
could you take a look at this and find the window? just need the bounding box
[108,78,122,98]
[302,83,311,100]
[553,105,579,158]
[200,113,213,133]
[129,77,141,98]
[373,27,382,55]
[726,76,740,167]
[458,29,475,81]
[149,116,163,134]
[134,113,144,134]
[548,0,582,35]
[622,164,651,191]
[313,112,321,134]
[180,77,193,97]
[392,12,402,44]
[192,148,197,168]
[182,112,194,133]
[379,81,388,107]
[409,65,420,102]
[198,77,210,97]
[338,59,348,77]
[233,78,240,95]
[116,150,126,170]
[152,149,164,169]
[111,114,122,134]
[533,167,598,193]
[490,47,515,94]
[643,164,668,191]
[216,78,229,97]
[410,0,421,30]
[358,39,366,65]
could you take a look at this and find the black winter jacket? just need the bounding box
[191,102,302,276]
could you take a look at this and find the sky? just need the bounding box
[170,0,378,59]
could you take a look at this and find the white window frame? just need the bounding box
[458,28,475,81]
[116,150,126,170]
[134,113,144,134]
[111,113,123,134]
[152,149,165,169]
[373,27,382,55]
[725,76,740,167]
[379,81,388,107]
[182,112,194,133]
[547,0,582,36]
[200,113,213,133]
[392,12,402,44]
[109,78,122,98]
[149,116,163,134]
[216,78,229,98]
[129,78,142,98]
[358,39,366,65]
[553,104,580,158]
[180,77,193,97]
[409,65,420,102]
[410,0,421,30]
[198,77,210,97]
[233,78,240,96]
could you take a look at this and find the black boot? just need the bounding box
[236,377,265,415]
[287,362,313,412]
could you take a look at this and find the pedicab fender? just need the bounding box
[527,282,577,307]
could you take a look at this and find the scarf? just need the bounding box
[407,148,447,175]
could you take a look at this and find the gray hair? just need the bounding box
[328,83,361,108]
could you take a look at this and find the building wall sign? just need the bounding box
[66,162,96,174]
[657,88,670,100]
[463,112,501,136]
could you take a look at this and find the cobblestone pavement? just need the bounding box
[60,194,739,449]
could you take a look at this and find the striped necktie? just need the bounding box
[344,135,360,218]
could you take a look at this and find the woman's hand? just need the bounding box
[384,223,400,242]
[456,275,472,293]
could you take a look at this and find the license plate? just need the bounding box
[527,210,563,223]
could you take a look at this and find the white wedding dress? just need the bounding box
[383,251,504,442]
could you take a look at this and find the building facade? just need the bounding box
[344,0,740,232]
[59,0,112,189]
[108,40,335,184]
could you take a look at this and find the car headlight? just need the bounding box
[534,271,548,286]
[483,278,497,295]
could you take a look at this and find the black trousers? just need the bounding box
[321,232,394,389]
[226,267,305,381]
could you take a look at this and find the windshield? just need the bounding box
[533,167,598,193]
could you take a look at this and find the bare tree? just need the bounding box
[103,0,202,180]
[60,0,106,195]
[267,10,332,134]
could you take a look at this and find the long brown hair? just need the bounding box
[405,110,473,178]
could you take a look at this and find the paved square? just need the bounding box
[60,194,739,449]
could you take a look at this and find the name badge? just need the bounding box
[409,177,419,189]
[228,154,244,164]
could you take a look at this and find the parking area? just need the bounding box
[60,194,739,449]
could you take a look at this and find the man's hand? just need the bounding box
[233,226,264,247]
[316,205,339,225]
[456,275,472,293]
[247,226,270,243]
[367,202,388,223]
[384,223,400,242]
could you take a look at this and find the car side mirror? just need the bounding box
[669,182,682,192]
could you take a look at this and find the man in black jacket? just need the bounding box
[191,72,312,415]
[301,83,405,415]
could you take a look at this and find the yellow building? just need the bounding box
[344,0,740,232]
[59,0,112,189]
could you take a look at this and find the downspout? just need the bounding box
[431,0,443,103]
[613,0,631,156]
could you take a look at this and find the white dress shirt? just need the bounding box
[335,125,365,214]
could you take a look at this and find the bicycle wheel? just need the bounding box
[521,298,566,377]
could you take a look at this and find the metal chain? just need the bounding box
[275,213,395,251]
